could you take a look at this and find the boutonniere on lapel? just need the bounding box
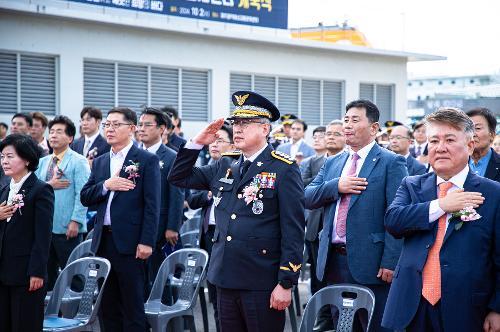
[237,172,276,215]
[123,160,140,184]
[10,190,25,216]
[87,147,98,160]
[159,161,164,169]
[450,206,481,231]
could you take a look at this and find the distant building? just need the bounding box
[407,74,500,130]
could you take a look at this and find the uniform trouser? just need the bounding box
[202,225,220,332]
[216,287,286,332]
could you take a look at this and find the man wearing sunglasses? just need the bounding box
[169,91,305,332]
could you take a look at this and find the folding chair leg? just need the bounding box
[293,286,301,316]
[199,287,209,332]
[288,299,298,332]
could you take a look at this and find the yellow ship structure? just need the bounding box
[291,22,371,47]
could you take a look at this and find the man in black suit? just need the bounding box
[169,91,305,332]
[467,107,500,182]
[71,106,111,164]
[137,107,185,285]
[80,107,160,331]
[186,122,235,332]
[389,125,427,176]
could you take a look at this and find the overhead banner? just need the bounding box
[68,0,288,29]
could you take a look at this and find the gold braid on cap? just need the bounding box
[233,106,272,118]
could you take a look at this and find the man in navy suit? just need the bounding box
[137,107,184,285]
[382,107,500,331]
[305,99,407,331]
[467,107,500,183]
[389,125,427,176]
[71,106,110,164]
[80,107,160,332]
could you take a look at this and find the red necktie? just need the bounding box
[335,153,360,238]
[422,181,453,305]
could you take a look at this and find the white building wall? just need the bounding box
[0,10,408,139]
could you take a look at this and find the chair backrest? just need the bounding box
[181,230,200,248]
[147,248,208,308]
[299,284,375,332]
[85,229,94,240]
[67,239,94,264]
[179,217,201,235]
[45,257,111,323]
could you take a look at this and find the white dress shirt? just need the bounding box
[141,140,162,155]
[332,140,376,243]
[428,165,469,231]
[102,141,134,225]
[290,139,304,159]
[7,171,32,222]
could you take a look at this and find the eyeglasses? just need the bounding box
[102,122,133,129]
[325,132,344,137]
[230,119,266,128]
[312,134,325,139]
[213,139,231,145]
[389,135,410,140]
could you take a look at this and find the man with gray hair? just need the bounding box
[325,120,346,157]
[383,107,500,331]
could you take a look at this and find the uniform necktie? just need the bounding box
[240,160,252,177]
[422,181,453,305]
[45,156,59,181]
[335,153,360,238]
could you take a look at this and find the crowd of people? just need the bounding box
[0,91,499,332]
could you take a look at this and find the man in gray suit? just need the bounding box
[389,125,426,176]
[277,119,315,163]
[305,100,407,331]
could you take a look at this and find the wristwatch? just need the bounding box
[279,279,293,289]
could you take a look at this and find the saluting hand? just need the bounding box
[192,118,225,146]
[0,201,15,220]
[269,284,292,311]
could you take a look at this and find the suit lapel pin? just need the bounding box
[373,158,377,162]
[257,161,263,167]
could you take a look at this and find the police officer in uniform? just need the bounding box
[168,91,305,332]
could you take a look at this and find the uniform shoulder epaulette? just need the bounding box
[221,151,241,158]
[271,150,294,165]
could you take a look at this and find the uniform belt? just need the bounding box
[331,243,347,256]
[102,225,112,232]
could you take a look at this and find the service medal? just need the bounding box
[252,199,264,215]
